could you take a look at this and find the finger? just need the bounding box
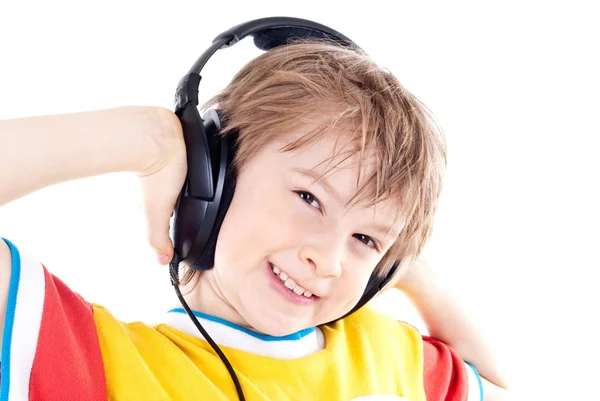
[143,203,175,265]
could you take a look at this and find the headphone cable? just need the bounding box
[169,254,246,401]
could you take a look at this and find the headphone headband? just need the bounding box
[175,17,359,112]
[213,16,357,50]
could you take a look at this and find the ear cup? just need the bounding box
[191,163,237,270]
[172,107,238,269]
[172,105,215,264]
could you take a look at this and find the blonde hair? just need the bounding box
[196,40,446,281]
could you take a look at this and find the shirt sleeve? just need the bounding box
[1,238,107,401]
[422,335,483,401]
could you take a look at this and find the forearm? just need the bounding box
[0,106,172,206]
[399,264,510,390]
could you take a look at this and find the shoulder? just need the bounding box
[330,306,425,368]
[0,239,107,401]
[421,336,484,401]
[336,306,481,401]
[339,305,423,343]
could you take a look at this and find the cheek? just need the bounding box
[214,177,295,270]
[330,267,375,307]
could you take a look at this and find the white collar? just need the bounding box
[163,308,325,359]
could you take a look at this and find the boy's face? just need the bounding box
[211,126,405,336]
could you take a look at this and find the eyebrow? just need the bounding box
[293,167,346,206]
[293,167,400,239]
[371,224,400,239]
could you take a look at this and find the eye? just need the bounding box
[295,190,322,210]
[353,234,380,251]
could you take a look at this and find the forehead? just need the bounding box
[276,120,369,167]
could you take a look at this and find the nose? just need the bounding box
[299,241,343,279]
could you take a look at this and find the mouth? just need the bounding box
[268,262,319,304]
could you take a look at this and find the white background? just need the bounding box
[1,1,598,399]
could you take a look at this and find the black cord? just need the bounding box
[169,254,246,401]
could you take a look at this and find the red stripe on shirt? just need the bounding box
[422,335,469,401]
[29,266,107,401]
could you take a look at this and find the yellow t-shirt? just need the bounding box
[93,304,426,401]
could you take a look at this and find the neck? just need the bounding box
[178,269,252,330]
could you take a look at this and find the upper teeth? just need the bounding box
[271,265,313,298]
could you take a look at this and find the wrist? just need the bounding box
[0,106,182,206]
[112,106,183,175]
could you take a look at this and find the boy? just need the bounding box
[0,41,509,400]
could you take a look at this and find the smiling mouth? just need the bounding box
[269,263,316,299]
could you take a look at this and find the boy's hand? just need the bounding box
[136,108,187,265]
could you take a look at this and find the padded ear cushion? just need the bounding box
[190,137,238,270]
[253,27,340,50]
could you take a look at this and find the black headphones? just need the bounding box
[170,16,400,323]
